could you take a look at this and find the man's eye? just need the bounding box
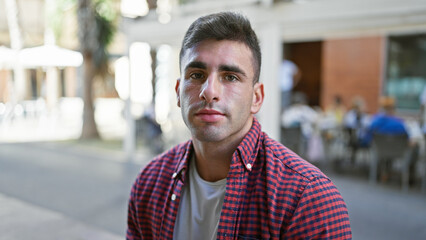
[224,74,238,82]
[190,72,204,80]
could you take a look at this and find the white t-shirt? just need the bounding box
[173,156,227,240]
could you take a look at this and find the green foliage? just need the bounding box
[50,0,77,42]
[94,0,116,22]
[54,0,117,72]
[92,0,117,74]
[93,1,116,73]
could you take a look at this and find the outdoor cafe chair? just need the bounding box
[281,126,304,157]
[369,133,412,191]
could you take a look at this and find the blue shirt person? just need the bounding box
[361,97,408,146]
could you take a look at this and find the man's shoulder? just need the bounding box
[261,133,326,183]
[137,141,191,181]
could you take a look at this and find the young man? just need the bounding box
[127,12,352,239]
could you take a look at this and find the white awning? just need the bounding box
[18,44,83,68]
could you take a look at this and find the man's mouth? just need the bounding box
[195,109,225,122]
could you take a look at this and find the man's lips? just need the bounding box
[195,109,225,122]
[196,109,224,115]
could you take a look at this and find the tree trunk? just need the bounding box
[80,52,99,139]
[5,0,26,102]
[78,0,100,139]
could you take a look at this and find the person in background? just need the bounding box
[281,92,319,139]
[344,96,370,132]
[281,92,319,158]
[362,96,407,146]
[279,57,301,112]
[363,96,424,184]
[136,106,164,154]
[326,95,347,126]
[321,95,347,157]
[343,96,371,163]
[127,11,351,240]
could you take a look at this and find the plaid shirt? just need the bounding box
[127,118,352,239]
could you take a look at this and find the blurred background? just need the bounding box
[1,0,426,239]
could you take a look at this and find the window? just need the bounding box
[386,34,426,110]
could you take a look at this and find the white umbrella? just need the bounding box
[19,44,83,68]
[0,46,18,69]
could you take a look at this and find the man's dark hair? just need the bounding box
[179,12,262,83]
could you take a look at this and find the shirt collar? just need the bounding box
[174,141,193,181]
[235,117,262,171]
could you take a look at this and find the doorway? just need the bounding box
[283,41,323,107]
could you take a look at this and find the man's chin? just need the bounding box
[192,128,225,143]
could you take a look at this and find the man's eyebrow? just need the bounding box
[184,61,207,72]
[219,64,247,77]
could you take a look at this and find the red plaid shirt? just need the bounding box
[127,118,352,239]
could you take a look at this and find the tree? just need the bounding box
[77,0,116,139]
[4,0,25,102]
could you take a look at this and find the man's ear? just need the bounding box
[175,78,181,107]
[251,82,264,114]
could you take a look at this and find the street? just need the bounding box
[0,141,426,239]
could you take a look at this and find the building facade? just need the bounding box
[122,0,426,139]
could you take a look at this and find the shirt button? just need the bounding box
[247,163,252,169]
[171,194,176,201]
[172,172,177,178]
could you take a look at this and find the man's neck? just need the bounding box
[192,140,236,182]
[190,117,255,182]
[192,124,254,182]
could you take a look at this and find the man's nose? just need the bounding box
[199,75,220,103]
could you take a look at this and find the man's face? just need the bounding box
[176,39,264,143]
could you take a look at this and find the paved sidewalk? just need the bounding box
[0,141,151,239]
[0,193,123,240]
[327,171,426,240]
